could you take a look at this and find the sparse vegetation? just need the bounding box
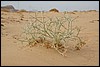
[49,8,59,12]
[88,10,97,12]
[1,24,4,26]
[73,10,78,12]
[17,9,27,13]
[17,12,86,56]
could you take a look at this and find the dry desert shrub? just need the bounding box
[1,24,4,26]
[73,10,78,12]
[49,8,59,12]
[88,10,97,12]
[17,12,86,56]
[17,9,27,13]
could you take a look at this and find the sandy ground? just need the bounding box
[1,11,99,66]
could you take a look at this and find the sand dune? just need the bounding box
[1,11,99,66]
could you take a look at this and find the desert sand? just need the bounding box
[1,10,99,66]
